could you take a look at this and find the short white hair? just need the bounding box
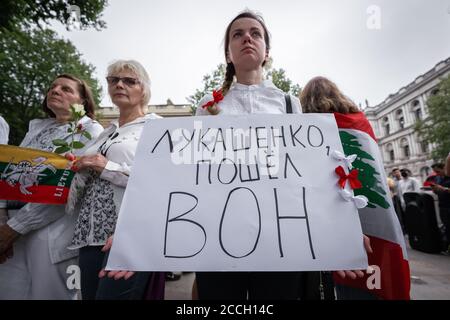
[107,59,151,106]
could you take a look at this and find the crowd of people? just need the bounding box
[388,163,450,252]
[0,10,447,300]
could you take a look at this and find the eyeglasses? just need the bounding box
[106,76,140,87]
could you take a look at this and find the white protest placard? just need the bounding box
[106,114,368,271]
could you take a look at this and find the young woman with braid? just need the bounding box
[193,10,302,300]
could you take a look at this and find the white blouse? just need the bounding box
[195,80,302,116]
[0,115,9,144]
[70,113,162,249]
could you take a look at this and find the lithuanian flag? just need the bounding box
[0,145,74,204]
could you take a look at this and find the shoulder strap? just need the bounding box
[285,94,292,114]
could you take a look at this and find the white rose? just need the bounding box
[72,103,86,116]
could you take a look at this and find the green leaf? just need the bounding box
[52,139,68,146]
[54,146,70,154]
[82,131,92,140]
[70,141,85,149]
[67,127,73,133]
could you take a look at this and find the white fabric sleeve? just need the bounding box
[290,95,303,114]
[7,204,64,235]
[0,116,9,144]
[99,160,131,188]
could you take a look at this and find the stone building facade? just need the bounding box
[364,57,450,182]
[97,99,192,127]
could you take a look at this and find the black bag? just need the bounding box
[403,192,442,253]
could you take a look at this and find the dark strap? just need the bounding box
[285,94,292,114]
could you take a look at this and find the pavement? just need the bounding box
[165,238,450,300]
[408,243,450,299]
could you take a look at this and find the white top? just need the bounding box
[195,80,302,116]
[398,176,421,209]
[0,115,9,144]
[5,116,104,263]
[84,112,162,187]
[70,113,162,249]
[398,177,421,195]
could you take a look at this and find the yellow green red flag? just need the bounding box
[0,145,74,205]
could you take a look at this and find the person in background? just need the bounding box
[446,153,450,177]
[0,116,9,248]
[0,115,9,144]
[0,74,104,299]
[424,163,445,187]
[391,168,405,232]
[398,169,420,209]
[300,76,374,299]
[430,162,450,253]
[0,115,10,252]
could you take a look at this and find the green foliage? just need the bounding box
[0,28,102,145]
[339,131,390,209]
[0,0,107,31]
[267,68,301,97]
[188,64,226,115]
[188,64,301,115]
[415,74,450,161]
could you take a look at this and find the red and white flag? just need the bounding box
[333,112,411,300]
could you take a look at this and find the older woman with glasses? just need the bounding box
[67,60,163,300]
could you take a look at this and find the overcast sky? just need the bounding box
[51,0,450,108]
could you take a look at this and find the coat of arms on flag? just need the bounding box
[0,145,74,205]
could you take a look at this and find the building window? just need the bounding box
[383,117,390,135]
[400,138,410,159]
[386,143,394,161]
[404,145,410,158]
[420,141,429,153]
[414,108,422,121]
[411,100,422,121]
[396,109,405,129]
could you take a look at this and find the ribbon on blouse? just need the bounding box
[201,89,224,109]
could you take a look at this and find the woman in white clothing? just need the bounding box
[0,74,104,299]
[67,60,164,300]
[0,115,9,231]
[0,115,9,144]
[194,10,302,300]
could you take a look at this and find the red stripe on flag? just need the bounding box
[334,112,377,141]
[0,180,69,205]
[333,235,411,300]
